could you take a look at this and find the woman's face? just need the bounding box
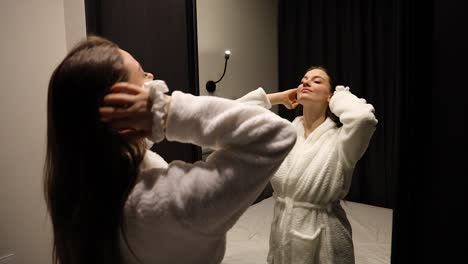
[119,49,154,86]
[297,69,332,106]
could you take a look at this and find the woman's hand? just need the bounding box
[99,82,153,135]
[282,88,299,109]
[267,88,299,109]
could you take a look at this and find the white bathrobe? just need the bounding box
[120,91,297,264]
[237,86,378,264]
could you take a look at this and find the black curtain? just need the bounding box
[392,0,468,262]
[277,0,416,209]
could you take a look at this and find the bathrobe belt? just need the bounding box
[275,196,339,213]
[273,195,341,258]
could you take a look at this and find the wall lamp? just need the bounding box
[206,50,231,93]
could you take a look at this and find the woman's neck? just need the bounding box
[302,105,327,138]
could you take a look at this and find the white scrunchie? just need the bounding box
[144,80,169,144]
[334,85,350,94]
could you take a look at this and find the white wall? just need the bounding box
[197,0,278,103]
[0,1,85,263]
[64,0,87,51]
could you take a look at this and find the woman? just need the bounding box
[44,36,296,264]
[237,66,378,264]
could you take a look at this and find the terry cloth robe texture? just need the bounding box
[120,91,297,264]
[237,86,378,264]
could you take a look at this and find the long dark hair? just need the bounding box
[296,66,342,127]
[44,36,144,264]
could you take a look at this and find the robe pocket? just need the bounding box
[289,225,324,264]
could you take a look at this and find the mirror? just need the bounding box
[196,1,394,263]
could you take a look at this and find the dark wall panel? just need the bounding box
[85,0,200,162]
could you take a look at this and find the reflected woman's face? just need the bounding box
[297,69,332,105]
[119,49,154,86]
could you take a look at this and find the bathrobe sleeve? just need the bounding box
[154,91,296,235]
[329,86,378,168]
[236,87,273,109]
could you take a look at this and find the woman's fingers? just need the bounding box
[99,106,129,120]
[100,108,153,132]
[282,89,297,109]
[99,106,150,120]
[102,93,136,107]
[111,82,143,95]
[287,88,298,100]
[99,82,152,130]
[285,103,299,109]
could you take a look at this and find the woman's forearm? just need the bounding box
[267,92,284,106]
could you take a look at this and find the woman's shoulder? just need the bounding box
[125,151,171,218]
